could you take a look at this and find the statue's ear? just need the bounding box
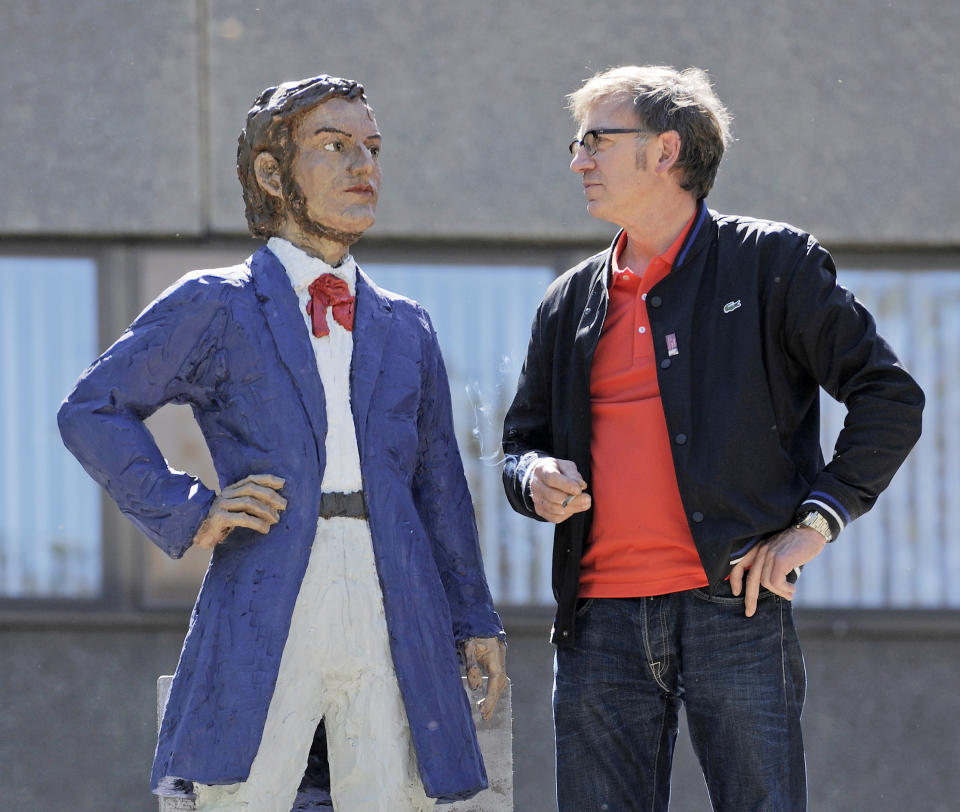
[254,152,283,199]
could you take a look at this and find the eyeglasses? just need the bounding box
[568,128,653,157]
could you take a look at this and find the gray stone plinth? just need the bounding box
[157,675,513,811]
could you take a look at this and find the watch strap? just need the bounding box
[795,510,833,542]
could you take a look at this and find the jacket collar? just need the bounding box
[601,198,713,285]
[674,200,712,268]
[251,246,328,458]
[350,267,393,446]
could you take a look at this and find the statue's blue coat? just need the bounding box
[58,247,502,801]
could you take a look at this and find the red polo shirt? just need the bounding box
[579,216,708,597]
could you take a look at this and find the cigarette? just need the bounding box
[561,494,574,508]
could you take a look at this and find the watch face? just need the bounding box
[800,511,831,541]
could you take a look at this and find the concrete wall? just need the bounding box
[3,0,958,245]
[2,612,960,811]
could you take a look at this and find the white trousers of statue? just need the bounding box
[194,240,434,811]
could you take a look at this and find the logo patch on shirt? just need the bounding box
[665,333,679,357]
[723,300,742,314]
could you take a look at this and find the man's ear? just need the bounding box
[655,131,682,175]
[254,152,283,199]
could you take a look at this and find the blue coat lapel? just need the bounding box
[351,268,393,450]
[249,247,328,468]
[247,249,394,474]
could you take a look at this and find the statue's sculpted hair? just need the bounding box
[237,75,368,237]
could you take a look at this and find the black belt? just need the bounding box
[318,491,368,520]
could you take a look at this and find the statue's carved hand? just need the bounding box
[193,473,287,549]
[461,636,508,721]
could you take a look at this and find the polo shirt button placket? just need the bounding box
[647,295,665,369]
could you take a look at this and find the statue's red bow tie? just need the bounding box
[306,273,355,337]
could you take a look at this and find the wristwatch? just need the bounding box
[795,510,833,542]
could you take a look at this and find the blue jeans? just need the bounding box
[554,583,807,811]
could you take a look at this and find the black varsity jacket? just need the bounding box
[502,202,924,647]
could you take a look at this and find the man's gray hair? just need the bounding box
[237,74,368,238]
[567,66,732,200]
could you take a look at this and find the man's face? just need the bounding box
[569,98,657,228]
[281,97,382,247]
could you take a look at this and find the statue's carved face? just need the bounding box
[255,97,381,256]
[286,97,382,236]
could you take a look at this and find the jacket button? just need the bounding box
[660,358,671,369]
[675,433,687,445]
[692,511,704,522]
[649,295,662,307]
[562,630,570,638]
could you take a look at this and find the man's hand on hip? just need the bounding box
[529,457,591,523]
[730,526,828,617]
[193,473,287,549]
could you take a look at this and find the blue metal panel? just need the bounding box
[0,257,101,597]
[800,270,958,609]
[368,264,556,604]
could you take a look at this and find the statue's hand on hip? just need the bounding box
[193,473,287,549]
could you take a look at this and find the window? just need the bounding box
[0,257,101,598]
[26,249,948,611]
[799,270,960,608]
[368,264,557,604]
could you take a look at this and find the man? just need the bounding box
[59,74,506,811]
[502,65,923,810]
